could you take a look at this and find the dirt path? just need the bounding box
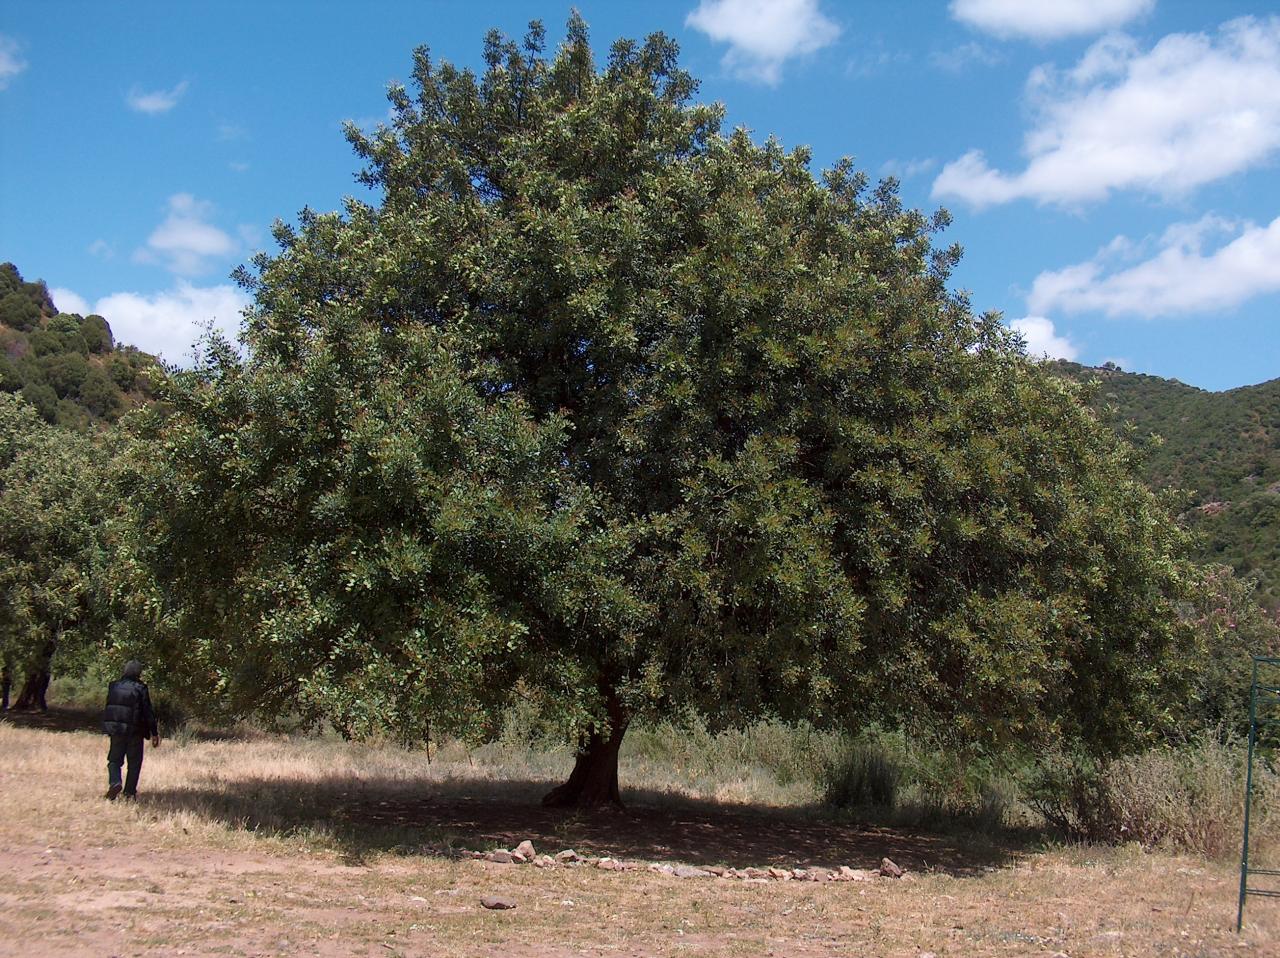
[0,720,1275,956]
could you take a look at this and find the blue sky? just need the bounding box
[2,0,1278,390]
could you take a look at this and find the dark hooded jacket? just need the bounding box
[101,678,157,738]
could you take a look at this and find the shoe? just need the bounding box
[105,783,122,801]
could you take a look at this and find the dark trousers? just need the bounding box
[107,734,145,796]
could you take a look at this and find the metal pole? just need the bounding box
[1238,657,1259,932]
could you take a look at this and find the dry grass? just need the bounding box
[1,715,1278,956]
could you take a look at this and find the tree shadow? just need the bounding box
[0,705,243,742]
[0,705,101,734]
[142,770,1021,876]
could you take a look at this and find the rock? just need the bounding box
[510,851,528,864]
[807,868,832,882]
[554,849,581,863]
[879,857,904,878]
[791,868,808,880]
[768,867,791,880]
[705,865,728,877]
[649,863,675,875]
[485,850,515,864]
[596,858,624,871]
[673,865,711,879]
[480,896,517,910]
[514,840,536,859]
[533,855,556,868]
[743,867,769,880]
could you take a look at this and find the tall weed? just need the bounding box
[1027,737,1277,859]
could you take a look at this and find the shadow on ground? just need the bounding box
[141,771,1019,876]
[0,705,101,734]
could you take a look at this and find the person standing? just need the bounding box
[101,660,159,800]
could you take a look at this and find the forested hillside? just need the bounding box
[1051,361,1280,609]
[0,263,160,429]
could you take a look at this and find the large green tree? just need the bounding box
[0,394,108,710]
[124,18,1195,805]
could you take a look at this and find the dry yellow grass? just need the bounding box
[0,715,1277,957]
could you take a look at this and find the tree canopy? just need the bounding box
[0,393,109,709]
[123,18,1197,805]
[0,262,157,429]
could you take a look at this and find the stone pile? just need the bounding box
[464,840,907,883]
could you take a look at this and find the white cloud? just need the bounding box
[686,0,840,84]
[1010,316,1079,360]
[933,17,1280,208]
[50,288,90,316]
[880,157,938,179]
[136,193,238,276]
[930,41,1003,72]
[87,238,114,260]
[951,0,1153,41]
[0,34,27,89]
[1028,213,1280,318]
[55,283,248,363]
[126,80,189,114]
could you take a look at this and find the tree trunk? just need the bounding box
[1,664,10,712]
[12,639,55,712]
[542,695,630,809]
[13,667,50,711]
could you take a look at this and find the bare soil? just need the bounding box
[0,711,1276,957]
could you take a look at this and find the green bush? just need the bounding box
[78,367,123,419]
[0,291,40,331]
[20,381,57,422]
[0,355,21,393]
[81,314,113,353]
[41,352,89,398]
[1026,737,1277,858]
[821,740,901,808]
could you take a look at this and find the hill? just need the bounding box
[0,262,161,429]
[1050,361,1280,609]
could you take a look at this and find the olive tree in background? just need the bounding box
[0,394,108,710]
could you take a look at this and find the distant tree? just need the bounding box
[20,382,58,423]
[41,353,89,398]
[0,356,21,393]
[78,367,124,420]
[0,263,20,297]
[81,314,114,354]
[0,292,40,332]
[1181,564,1280,734]
[47,314,89,355]
[107,353,137,391]
[0,394,107,710]
[23,280,54,317]
[28,329,63,357]
[123,18,1196,805]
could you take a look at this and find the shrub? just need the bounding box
[20,381,57,422]
[821,740,901,808]
[0,292,40,332]
[41,352,89,398]
[81,314,113,353]
[1026,737,1277,859]
[78,367,123,419]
